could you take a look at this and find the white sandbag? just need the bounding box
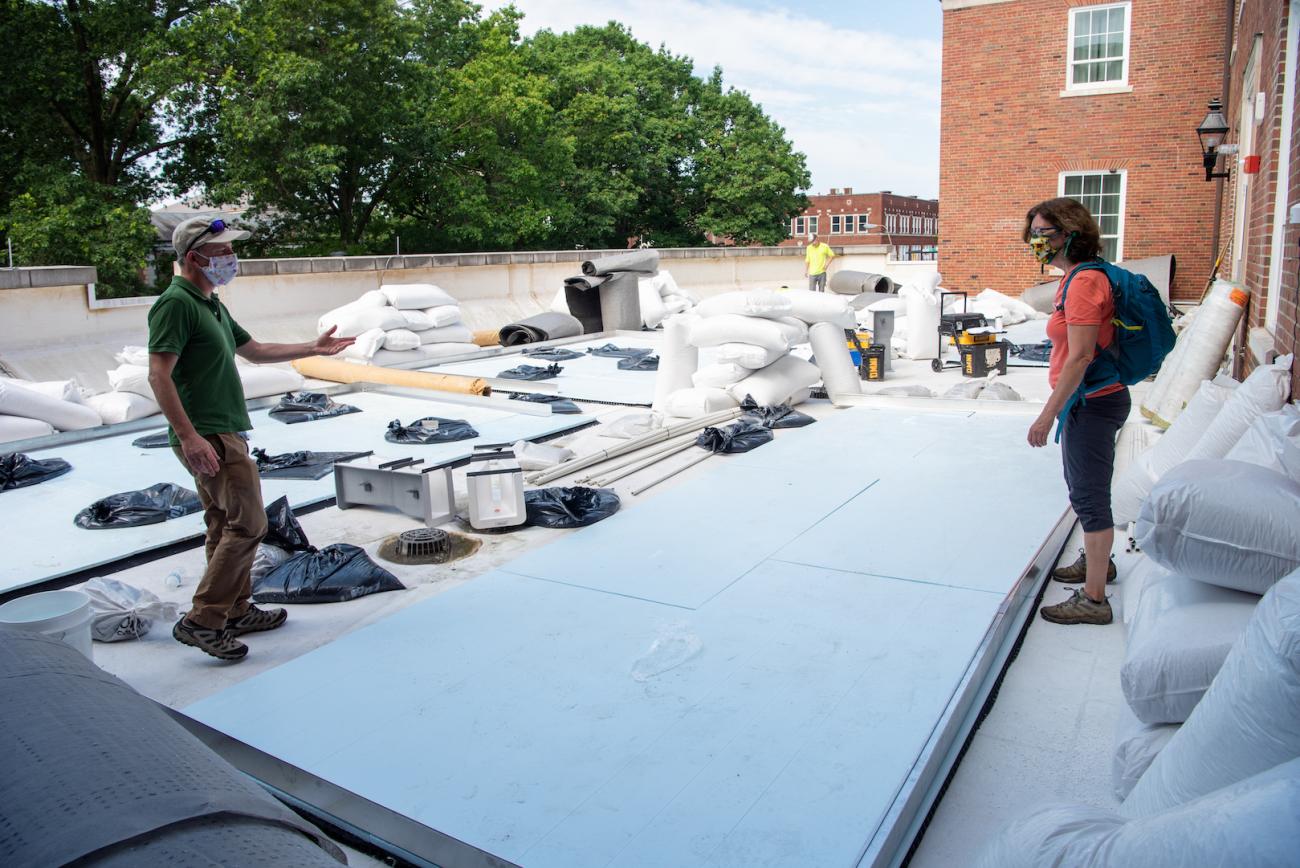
[84,391,160,425]
[898,282,941,360]
[368,343,481,367]
[653,270,695,303]
[866,296,907,314]
[115,345,150,367]
[695,289,792,319]
[689,314,791,353]
[870,385,934,398]
[0,380,101,431]
[809,321,860,401]
[1225,404,1300,481]
[318,302,405,337]
[1122,571,1258,724]
[107,363,155,400]
[726,354,820,407]
[638,278,670,329]
[692,362,751,389]
[382,329,422,352]
[1146,377,1237,477]
[401,308,445,331]
[416,324,475,345]
[418,304,462,327]
[662,388,738,418]
[978,287,1042,322]
[340,328,387,361]
[1121,556,1168,626]
[766,288,855,327]
[1136,460,1300,595]
[771,316,810,346]
[605,413,664,440]
[13,379,84,404]
[379,283,457,310]
[1152,280,1250,428]
[942,379,986,400]
[238,364,305,399]
[652,314,700,413]
[315,290,388,334]
[0,414,55,444]
[1184,355,1292,460]
[513,440,575,471]
[1112,701,1179,800]
[976,758,1300,868]
[977,373,1022,401]
[713,342,784,370]
[1121,571,1300,817]
[662,295,691,315]
[1111,449,1160,528]
[1140,306,1199,420]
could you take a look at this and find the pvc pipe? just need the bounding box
[589,440,701,486]
[630,449,715,496]
[574,433,700,483]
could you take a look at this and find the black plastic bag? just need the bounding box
[253,543,405,603]
[1012,341,1052,362]
[524,486,621,528]
[696,420,773,453]
[74,482,201,529]
[262,496,314,552]
[268,391,361,424]
[522,347,584,361]
[509,393,582,414]
[738,397,816,429]
[252,447,370,480]
[498,363,563,381]
[386,417,479,444]
[131,431,171,449]
[586,344,653,360]
[1,453,72,492]
[617,354,659,371]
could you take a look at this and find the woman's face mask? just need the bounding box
[1028,227,1062,265]
[195,252,239,286]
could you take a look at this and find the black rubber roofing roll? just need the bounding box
[580,249,660,276]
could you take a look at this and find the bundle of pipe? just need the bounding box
[829,270,896,296]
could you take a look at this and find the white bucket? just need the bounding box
[0,589,94,660]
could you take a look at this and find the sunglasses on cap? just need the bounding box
[184,219,228,256]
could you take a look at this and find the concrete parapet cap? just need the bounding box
[273,258,314,274]
[236,259,277,276]
[401,255,432,268]
[343,257,379,271]
[310,258,346,273]
[0,265,99,289]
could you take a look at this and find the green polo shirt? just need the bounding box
[147,276,253,445]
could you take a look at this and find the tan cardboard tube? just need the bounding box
[293,355,491,396]
[472,329,501,347]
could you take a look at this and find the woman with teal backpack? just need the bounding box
[1023,197,1131,626]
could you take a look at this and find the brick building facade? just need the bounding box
[782,190,939,260]
[938,0,1227,301]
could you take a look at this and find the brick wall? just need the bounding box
[939,0,1227,300]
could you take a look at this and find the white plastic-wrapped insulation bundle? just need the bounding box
[695,289,793,319]
[898,274,942,360]
[808,321,861,402]
[651,314,700,413]
[1149,280,1249,428]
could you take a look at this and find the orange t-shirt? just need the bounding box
[1046,266,1124,398]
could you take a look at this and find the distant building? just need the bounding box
[782,189,938,261]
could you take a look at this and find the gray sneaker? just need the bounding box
[173,617,249,661]
[1040,589,1113,625]
[1051,548,1117,583]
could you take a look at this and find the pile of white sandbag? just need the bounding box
[654,288,856,417]
[968,287,1046,327]
[96,345,305,425]
[0,376,102,443]
[637,271,698,329]
[319,284,479,366]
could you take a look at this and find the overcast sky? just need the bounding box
[489,0,943,198]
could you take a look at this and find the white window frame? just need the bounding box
[807,216,818,236]
[792,217,805,237]
[1058,169,1127,262]
[1063,2,1133,96]
[831,214,845,234]
[857,213,872,233]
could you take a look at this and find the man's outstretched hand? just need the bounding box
[312,326,356,356]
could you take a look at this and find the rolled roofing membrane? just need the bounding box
[185,405,1070,868]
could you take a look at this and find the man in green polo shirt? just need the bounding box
[148,216,354,661]
[804,233,835,292]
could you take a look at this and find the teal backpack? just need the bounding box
[1055,260,1176,438]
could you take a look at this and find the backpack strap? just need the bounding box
[1053,259,1118,443]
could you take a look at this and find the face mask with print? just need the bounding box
[1028,233,1056,265]
[199,253,239,286]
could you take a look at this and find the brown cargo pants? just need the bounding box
[172,432,268,630]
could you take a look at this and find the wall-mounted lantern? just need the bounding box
[1196,98,1231,182]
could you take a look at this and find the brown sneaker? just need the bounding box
[226,604,288,637]
[1040,589,1113,625]
[173,617,248,661]
[1051,548,1117,583]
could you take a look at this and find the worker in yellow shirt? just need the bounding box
[804,234,835,291]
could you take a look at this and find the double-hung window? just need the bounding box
[1060,170,1125,261]
[1067,3,1130,90]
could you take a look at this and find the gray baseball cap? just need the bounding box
[172,216,251,256]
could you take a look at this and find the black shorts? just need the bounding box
[1061,388,1131,532]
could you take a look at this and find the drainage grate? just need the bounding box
[396,528,451,562]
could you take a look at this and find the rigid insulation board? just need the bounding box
[0,390,591,594]
[185,407,1069,868]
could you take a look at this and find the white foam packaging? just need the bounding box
[661,387,738,418]
[1135,460,1300,595]
[238,365,305,399]
[1122,570,1258,724]
[1112,701,1179,800]
[379,283,457,310]
[692,363,751,389]
[1121,570,1300,818]
[0,414,55,444]
[1184,354,1292,460]
[0,380,101,431]
[1224,403,1300,481]
[713,342,783,370]
[382,329,422,352]
[975,757,1300,868]
[726,354,819,407]
[694,289,792,319]
[689,314,791,353]
[85,391,160,425]
[416,324,474,345]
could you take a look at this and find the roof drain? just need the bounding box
[397,528,451,562]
